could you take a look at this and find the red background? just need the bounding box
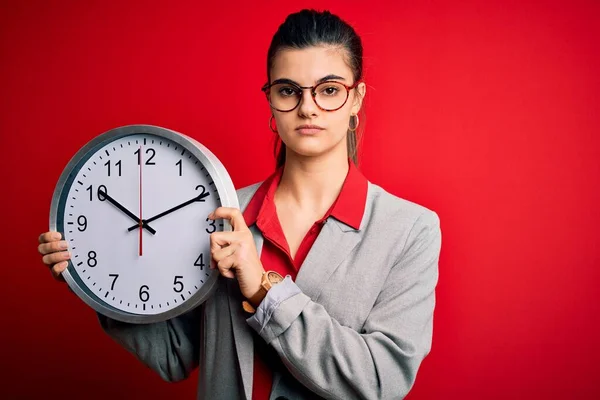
[1,0,599,398]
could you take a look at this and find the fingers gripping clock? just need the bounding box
[49,125,239,324]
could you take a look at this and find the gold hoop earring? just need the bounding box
[348,114,359,132]
[269,115,278,133]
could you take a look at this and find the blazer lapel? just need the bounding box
[295,217,362,301]
[226,217,362,398]
[227,224,264,400]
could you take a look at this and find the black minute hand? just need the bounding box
[127,191,210,232]
[97,188,157,235]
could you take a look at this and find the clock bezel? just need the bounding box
[49,124,239,324]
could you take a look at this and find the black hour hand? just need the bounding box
[97,188,157,235]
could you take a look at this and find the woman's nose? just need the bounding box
[297,89,319,116]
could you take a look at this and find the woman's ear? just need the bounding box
[351,82,366,115]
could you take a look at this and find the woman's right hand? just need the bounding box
[38,231,71,281]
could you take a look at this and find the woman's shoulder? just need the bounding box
[366,181,440,228]
[236,182,263,211]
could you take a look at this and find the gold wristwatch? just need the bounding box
[242,271,284,314]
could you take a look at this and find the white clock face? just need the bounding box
[58,133,222,317]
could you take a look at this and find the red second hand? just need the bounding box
[139,145,143,256]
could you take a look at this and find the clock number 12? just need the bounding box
[134,148,156,165]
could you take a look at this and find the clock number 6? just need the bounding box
[139,285,150,302]
[173,276,184,293]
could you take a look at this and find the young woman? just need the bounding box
[37,9,442,400]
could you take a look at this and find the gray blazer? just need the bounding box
[98,180,442,400]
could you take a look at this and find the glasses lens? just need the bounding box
[314,81,348,110]
[269,83,301,111]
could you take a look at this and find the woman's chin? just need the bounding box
[288,147,328,159]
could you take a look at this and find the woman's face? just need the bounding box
[268,46,366,160]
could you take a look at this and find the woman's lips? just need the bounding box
[297,128,323,135]
[296,125,324,135]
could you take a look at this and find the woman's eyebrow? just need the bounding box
[317,74,346,83]
[271,74,347,86]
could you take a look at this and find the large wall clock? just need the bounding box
[49,124,238,323]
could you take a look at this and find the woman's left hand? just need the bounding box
[207,207,265,302]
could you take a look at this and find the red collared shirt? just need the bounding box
[242,158,368,400]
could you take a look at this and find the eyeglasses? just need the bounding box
[261,80,360,112]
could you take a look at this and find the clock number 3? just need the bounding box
[206,217,216,234]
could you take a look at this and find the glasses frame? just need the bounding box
[261,80,361,112]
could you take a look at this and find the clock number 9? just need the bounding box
[173,276,184,293]
[77,215,87,231]
[139,285,150,302]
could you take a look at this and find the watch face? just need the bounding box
[50,125,238,323]
[267,271,284,284]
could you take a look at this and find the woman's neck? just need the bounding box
[275,150,349,214]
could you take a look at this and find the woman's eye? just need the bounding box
[279,87,297,97]
[321,86,340,96]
